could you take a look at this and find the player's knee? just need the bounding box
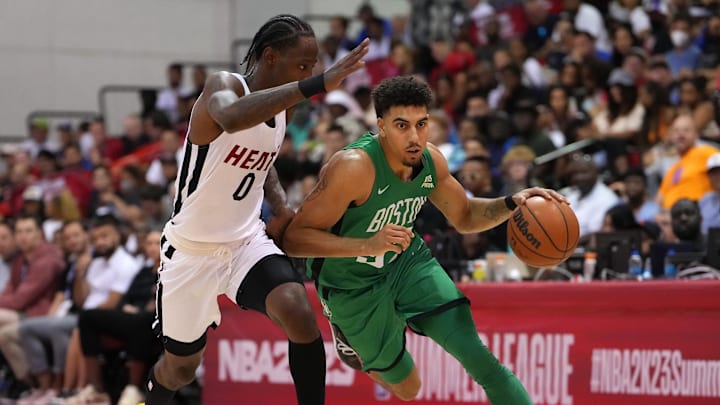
[266,282,319,341]
[267,283,315,325]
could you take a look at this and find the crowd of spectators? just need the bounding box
[3,0,720,402]
[303,0,720,275]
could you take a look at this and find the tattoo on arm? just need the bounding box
[304,175,329,203]
[212,81,305,132]
[482,198,508,220]
[263,166,288,215]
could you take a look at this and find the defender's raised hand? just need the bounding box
[323,38,370,91]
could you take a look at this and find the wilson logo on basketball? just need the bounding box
[512,210,541,249]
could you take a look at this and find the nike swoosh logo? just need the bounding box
[378,185,390,195]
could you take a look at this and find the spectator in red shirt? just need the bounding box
[429,38,477,88]
[59,143,93,217]
[0,215,65,382]
[87,117,123,165]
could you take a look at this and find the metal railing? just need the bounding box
[0,135,26,144]
[170,60,235,78]
[533,139,597,166]
[98,60,234,117]
[25,110,100,130]
[3,109,99,146]
[97,84,164,121]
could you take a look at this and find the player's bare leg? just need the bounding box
[146,350,203,404]
[266,283,320,342]
[266,282,326,405]
[153,350,202,390]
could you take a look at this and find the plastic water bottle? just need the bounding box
[629,250,643,280]
[664,249,677,279]
[471,259,487,282]
[492,254,506,282]
[583,252,597,281]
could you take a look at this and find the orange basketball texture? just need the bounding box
[506,196,580,268]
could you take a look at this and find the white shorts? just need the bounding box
[157,227,283,350]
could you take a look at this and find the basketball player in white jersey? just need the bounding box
[144,15,369,405]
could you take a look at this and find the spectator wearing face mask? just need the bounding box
[665,14,701,77]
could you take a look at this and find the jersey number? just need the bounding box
[356,255,384,269]
[232,173,255,201]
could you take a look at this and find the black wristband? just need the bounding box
[504,195,517,211]
[298,74,326,98]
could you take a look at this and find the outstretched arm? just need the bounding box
[428,145,567,234]
[206,39,369,134]
[263,166,290,216]
[283,150,413,258]
[205,74,305,133]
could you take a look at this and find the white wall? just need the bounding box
[0,0,407,139]
[0,0,306,138]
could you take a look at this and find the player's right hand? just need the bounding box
[364,224,414,256]
[323,38,369,91]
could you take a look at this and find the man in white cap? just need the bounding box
[324,89,366,140]
[699,153,720,233]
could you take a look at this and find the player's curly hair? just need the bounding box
[371,76,433,118]
[242,14,315,75]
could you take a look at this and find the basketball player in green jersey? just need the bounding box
[284,76,567,404]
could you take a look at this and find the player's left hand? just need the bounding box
[512,187,569,207]
[266,207,295,248]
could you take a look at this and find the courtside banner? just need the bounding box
[203,280,720,405]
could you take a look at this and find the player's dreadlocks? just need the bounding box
[241,14,315,75]
[372,76,433,118]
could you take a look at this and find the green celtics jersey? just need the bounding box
[308,133,438,289]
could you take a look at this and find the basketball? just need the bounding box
[507,196,580,268]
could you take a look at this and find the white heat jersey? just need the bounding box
[167,73,286,243]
